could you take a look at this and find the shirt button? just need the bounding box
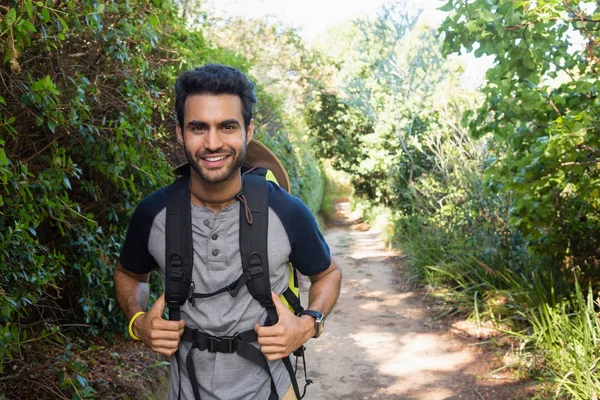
[211,233,218,240]
[203,220,210,227]
[212,249,219,256]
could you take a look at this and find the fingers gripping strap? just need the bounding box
[240,172,303,398]
[166,174,194,321]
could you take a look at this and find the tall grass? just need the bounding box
[526,281,600,399]
[396,215,600,399]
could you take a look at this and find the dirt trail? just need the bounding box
[299,201,534,400]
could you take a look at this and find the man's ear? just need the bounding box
[176,124,184,145]
[246,119,254,142]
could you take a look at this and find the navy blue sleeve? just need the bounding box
[268,183,331,276]
[119,186,168,274]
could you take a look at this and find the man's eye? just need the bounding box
[223,124,235,130]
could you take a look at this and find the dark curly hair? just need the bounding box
[174,64,257,129]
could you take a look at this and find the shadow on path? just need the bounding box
[300,202,535,400]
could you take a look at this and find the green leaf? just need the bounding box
[75,374,87,388]
[57,16,69,32]
[7,117,15,124]
[24,1,34,18]
[47,119,56,133]
[19,19,36,33]
[5,8,17,26]
[2,303,11,318]
[41,7,50,23]
[149,361,171,368]
[149,14,159,28]
[438,0,453,12]
[466,21,478,33]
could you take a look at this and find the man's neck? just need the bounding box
[188,171,242,214]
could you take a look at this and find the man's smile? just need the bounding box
[197,152,234,169]
[203,155,229,162]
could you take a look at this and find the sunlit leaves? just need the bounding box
[0,0,215,395]
[439,0,600,268]
[317,1,457,205]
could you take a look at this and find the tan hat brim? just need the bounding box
[173,139,291,193]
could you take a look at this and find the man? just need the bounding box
[113,64,342,400]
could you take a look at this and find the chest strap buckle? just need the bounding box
[207,336,236,353]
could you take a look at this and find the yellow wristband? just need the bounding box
[128,311,145,341]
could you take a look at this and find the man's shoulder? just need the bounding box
[266,181,316,230]
[131,184,170,223]
[269,182,312,216]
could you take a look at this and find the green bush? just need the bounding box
[440,0,600,275]
[1,0,182,365]
[0,0,318,397]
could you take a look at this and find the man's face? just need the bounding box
[176,94,253,184]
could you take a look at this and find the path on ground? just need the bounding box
[299,201,533,400]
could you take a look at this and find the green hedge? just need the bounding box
[0,0,322,396]
[1,1,183,366]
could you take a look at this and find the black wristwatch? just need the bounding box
[300,310,324,338]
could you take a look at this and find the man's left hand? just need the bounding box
[255,292,314,360]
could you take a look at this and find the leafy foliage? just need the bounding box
[2,1,182,377]
[304,91,373,196]
[0,0,322,397]
[205,15,327,213]
[312,2,456,205]
[439,0,600,272]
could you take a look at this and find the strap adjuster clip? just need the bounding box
[247,266,263,279]
[169,271,184,280]
[208,336,236,353]
[260,300,275,308]
[187,281,196,307]
[169,253,183,267]
[167,300,180,308]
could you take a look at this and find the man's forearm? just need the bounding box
[114,265,150,320]
[307,260,342,317]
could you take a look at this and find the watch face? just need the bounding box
[302,310,324,338]
[315,317,324,338]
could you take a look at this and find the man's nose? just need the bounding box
[204,128,223,151]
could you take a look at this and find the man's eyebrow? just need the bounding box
[219,119,241,127]
[186,120,207,128]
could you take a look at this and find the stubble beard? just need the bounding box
[185,144,247,184]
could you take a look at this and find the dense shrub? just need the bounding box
[1,1,183,370]
[440,0,600,276]
[0,1,321,397]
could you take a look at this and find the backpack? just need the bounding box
[165,139,309,400]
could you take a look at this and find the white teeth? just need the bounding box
[205,156,227,162]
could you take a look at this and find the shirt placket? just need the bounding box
[204,217,224,262]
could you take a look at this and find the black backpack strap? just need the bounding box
[239,171,303,399]
[282,286,304,315]
[165,173,194,400]
[183,327,279,400]
[239,171,279,325]
[165,173,194,321]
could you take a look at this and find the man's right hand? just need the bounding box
[132,294,185,356]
